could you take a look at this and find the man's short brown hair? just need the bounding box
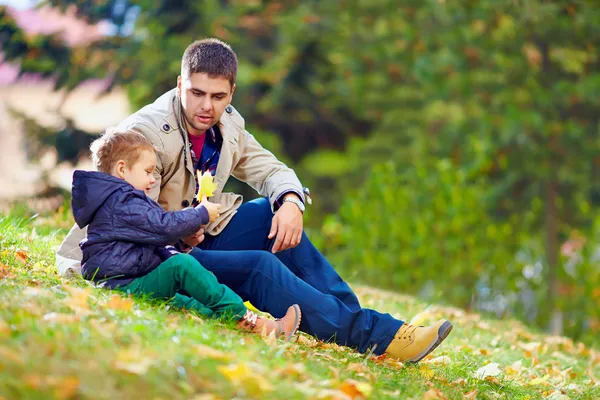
[90,129,156,174]
[181,38,238,87]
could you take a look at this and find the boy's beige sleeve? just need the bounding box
[55,223,86,277]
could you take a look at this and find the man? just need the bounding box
[57,38,452,362]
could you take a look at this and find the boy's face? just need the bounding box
[177,72,235,136]
[118,150,157,194]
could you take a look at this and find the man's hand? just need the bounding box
[182,226,205,248]
[268,200,303,253]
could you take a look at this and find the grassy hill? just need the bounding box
[0,213,598,399]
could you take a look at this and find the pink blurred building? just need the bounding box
[0,5,130,201]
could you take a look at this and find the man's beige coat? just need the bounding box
[56,89,304,276]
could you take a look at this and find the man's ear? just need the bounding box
[115,160,127,179]
[229,83,236,102]
[176,75,182,95]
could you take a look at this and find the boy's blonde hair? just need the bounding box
[90,128,156,174]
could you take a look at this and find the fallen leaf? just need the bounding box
[338,379,372,399]
[295,334,319,347]
[346,363,369,374]
[0,263,15,279]
[474,363,502,379]
[193,343,233,361]
[106,294,134,311]
[278,363,306,378]
[451,378,466,386]
[314,388,352,400]
[479,348,491,355]
[422,388,448,399]
[419,365,435,379]
[423,356,450,365]
[463,389,478,399]
[15,250,29,264]
[53,376,79,399]
[62,285,93,315]
[217,363,273,396]
[114,347,154,375]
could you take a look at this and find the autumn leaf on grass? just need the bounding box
[474,363,502,380]
[196,170,217,202]
[15,249,29,264]
[339,379,373,399]
[422,388,448,400]
[193,343,234,361]
[217,363,273,396]
[0,318,9,335]
[62,285,93,316]
[278,363,306,379]
[423,355,450,365]
[115,347,155,375]
[0,263,15,279]
[419,365,435,379]
[105,294,134,311]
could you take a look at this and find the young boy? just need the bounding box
[71,129,301,339]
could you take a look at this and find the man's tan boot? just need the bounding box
[237,304,302,342]
[384,319,453,363]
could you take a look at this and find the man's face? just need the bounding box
[177,72,235,136]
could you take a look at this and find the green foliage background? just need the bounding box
[1,0,599,344]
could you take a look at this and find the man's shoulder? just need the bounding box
[219,104,246,138]
[116,89,181,148]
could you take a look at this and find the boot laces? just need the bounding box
[397,323,418,340]
[241,309,258,328]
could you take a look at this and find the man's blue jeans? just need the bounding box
[189,198,403,354]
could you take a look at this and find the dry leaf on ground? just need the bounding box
[105,294,134,311]
[474,363,502,379]
[217,363,273,396]
[338,379,372,399]
[15,250,29,264]
[422,388,448,399]
[193,343,233,361]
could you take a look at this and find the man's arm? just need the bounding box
[231,130,306,253]
[231,130,305,209]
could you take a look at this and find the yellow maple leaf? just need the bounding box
[196,170,217,201]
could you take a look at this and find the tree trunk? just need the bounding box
[545,180,562,336]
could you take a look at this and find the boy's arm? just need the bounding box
[113,194,209,246]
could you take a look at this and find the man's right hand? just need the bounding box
[182,226,205,248]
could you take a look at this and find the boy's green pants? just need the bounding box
[118,253,247,320]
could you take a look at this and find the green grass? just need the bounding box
[0,213,598,400]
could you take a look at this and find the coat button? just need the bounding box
[162,124,171,132]
[225,105,233,114]
[181,200,190,208]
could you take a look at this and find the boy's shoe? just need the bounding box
[238,304,302,342]
[384,319,453,363]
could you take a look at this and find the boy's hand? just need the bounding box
[200,197,221,223]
